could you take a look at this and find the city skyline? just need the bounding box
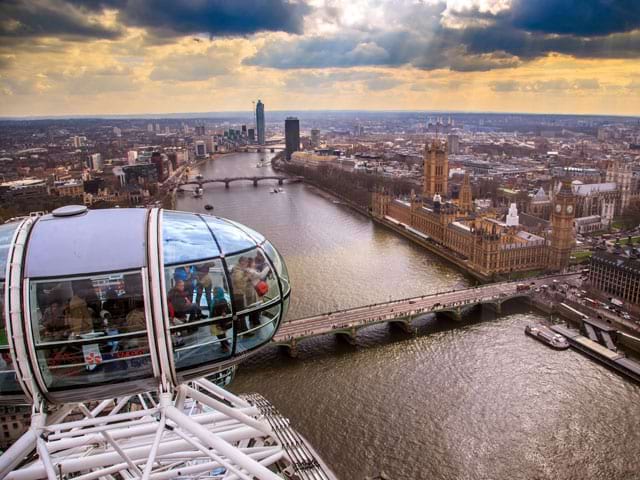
[1,0,640,117]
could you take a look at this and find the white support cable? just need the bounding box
[46,407,159,431]
[164,404,281,480]
[35,437,57,480]
[194,378,252,408]
[183,385,270,435]
[47,417,158,441]
[77,404,144,477]
[168,420,252,480]
[0,429,37,477]
[140,413,166,480]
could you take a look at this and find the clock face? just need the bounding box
[566,205,573,214]
[555,204,562,213]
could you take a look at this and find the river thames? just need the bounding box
[177,152,640,480]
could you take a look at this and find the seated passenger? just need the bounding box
[66,281,96,336]
[173,266,195,300]
[41,298,68,341]
[125,300,146,332]
[168,280,200,321]
[101,288,128,328]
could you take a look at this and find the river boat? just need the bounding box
[193,187,204,198]
[195,174,204,180]
[204,204,214,211]
[525,323,570,350]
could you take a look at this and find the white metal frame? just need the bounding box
[0,208,323,479]
[2,380,287,480]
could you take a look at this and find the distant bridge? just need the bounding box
[179,175,302,189]
[273,274,578,357]
[241,145,285,153]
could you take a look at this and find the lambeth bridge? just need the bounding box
[274,274,578,357]
[180,175,303,189]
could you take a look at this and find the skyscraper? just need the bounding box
[447,134,460,154]
[310,129,320,148]
[285,117,300,161]
[256,100,265,144]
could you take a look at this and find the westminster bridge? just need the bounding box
[273,273,580,357]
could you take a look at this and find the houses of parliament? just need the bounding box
[371,139,577,280]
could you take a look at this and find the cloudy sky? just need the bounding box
[1,0,639,116]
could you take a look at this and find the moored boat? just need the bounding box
[525,323,570,349]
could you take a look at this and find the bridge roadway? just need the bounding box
[273,273,579,357]
[179,175,302,189]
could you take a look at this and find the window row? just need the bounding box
[24,247,287,392]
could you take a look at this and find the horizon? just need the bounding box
[1,108,639,122]
[1,1,640,117]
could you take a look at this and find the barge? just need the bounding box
[551,324,640,384]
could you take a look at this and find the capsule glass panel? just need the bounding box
[29,271,153,391]
[226,219,266,245]
[0,222,22,397]
[263,241,290,295]
[162,211,219,264]
[164,259,233,370]
[201,216,256,254]
[227,248,280,315]
[236,303,281,354]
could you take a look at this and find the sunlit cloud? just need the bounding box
[0,0,639,116]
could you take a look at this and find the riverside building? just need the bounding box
[371,139,577,280]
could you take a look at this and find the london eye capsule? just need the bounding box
[0,206,290,405]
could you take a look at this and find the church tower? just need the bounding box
[548,178,576,271]
[459,172,473,214]
[423,140,448,199]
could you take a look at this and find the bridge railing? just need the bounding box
[285,271,578,323]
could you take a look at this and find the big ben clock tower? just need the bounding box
[548,178,576,271]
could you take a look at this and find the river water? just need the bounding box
[177,152,640,480]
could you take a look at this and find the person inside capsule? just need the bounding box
[31,271,153,388]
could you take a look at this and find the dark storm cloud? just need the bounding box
[130,0,309,37]
[508,0,640,36]
[0,0,310,41]
[0,0,122,40]
[246,0,640,72]
[245,29,520,72]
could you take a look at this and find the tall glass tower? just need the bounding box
[256,100,265,145]
[284,117,300,160]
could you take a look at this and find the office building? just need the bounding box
[195,140,207,158]
[447,134,460,154]
[285,117,300,161]
[88,153,103,171]
[256,100,265,145]
[72,136,86,148]
[127,150,138,165]
[311,129,320,148]
[589,250,640,308]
